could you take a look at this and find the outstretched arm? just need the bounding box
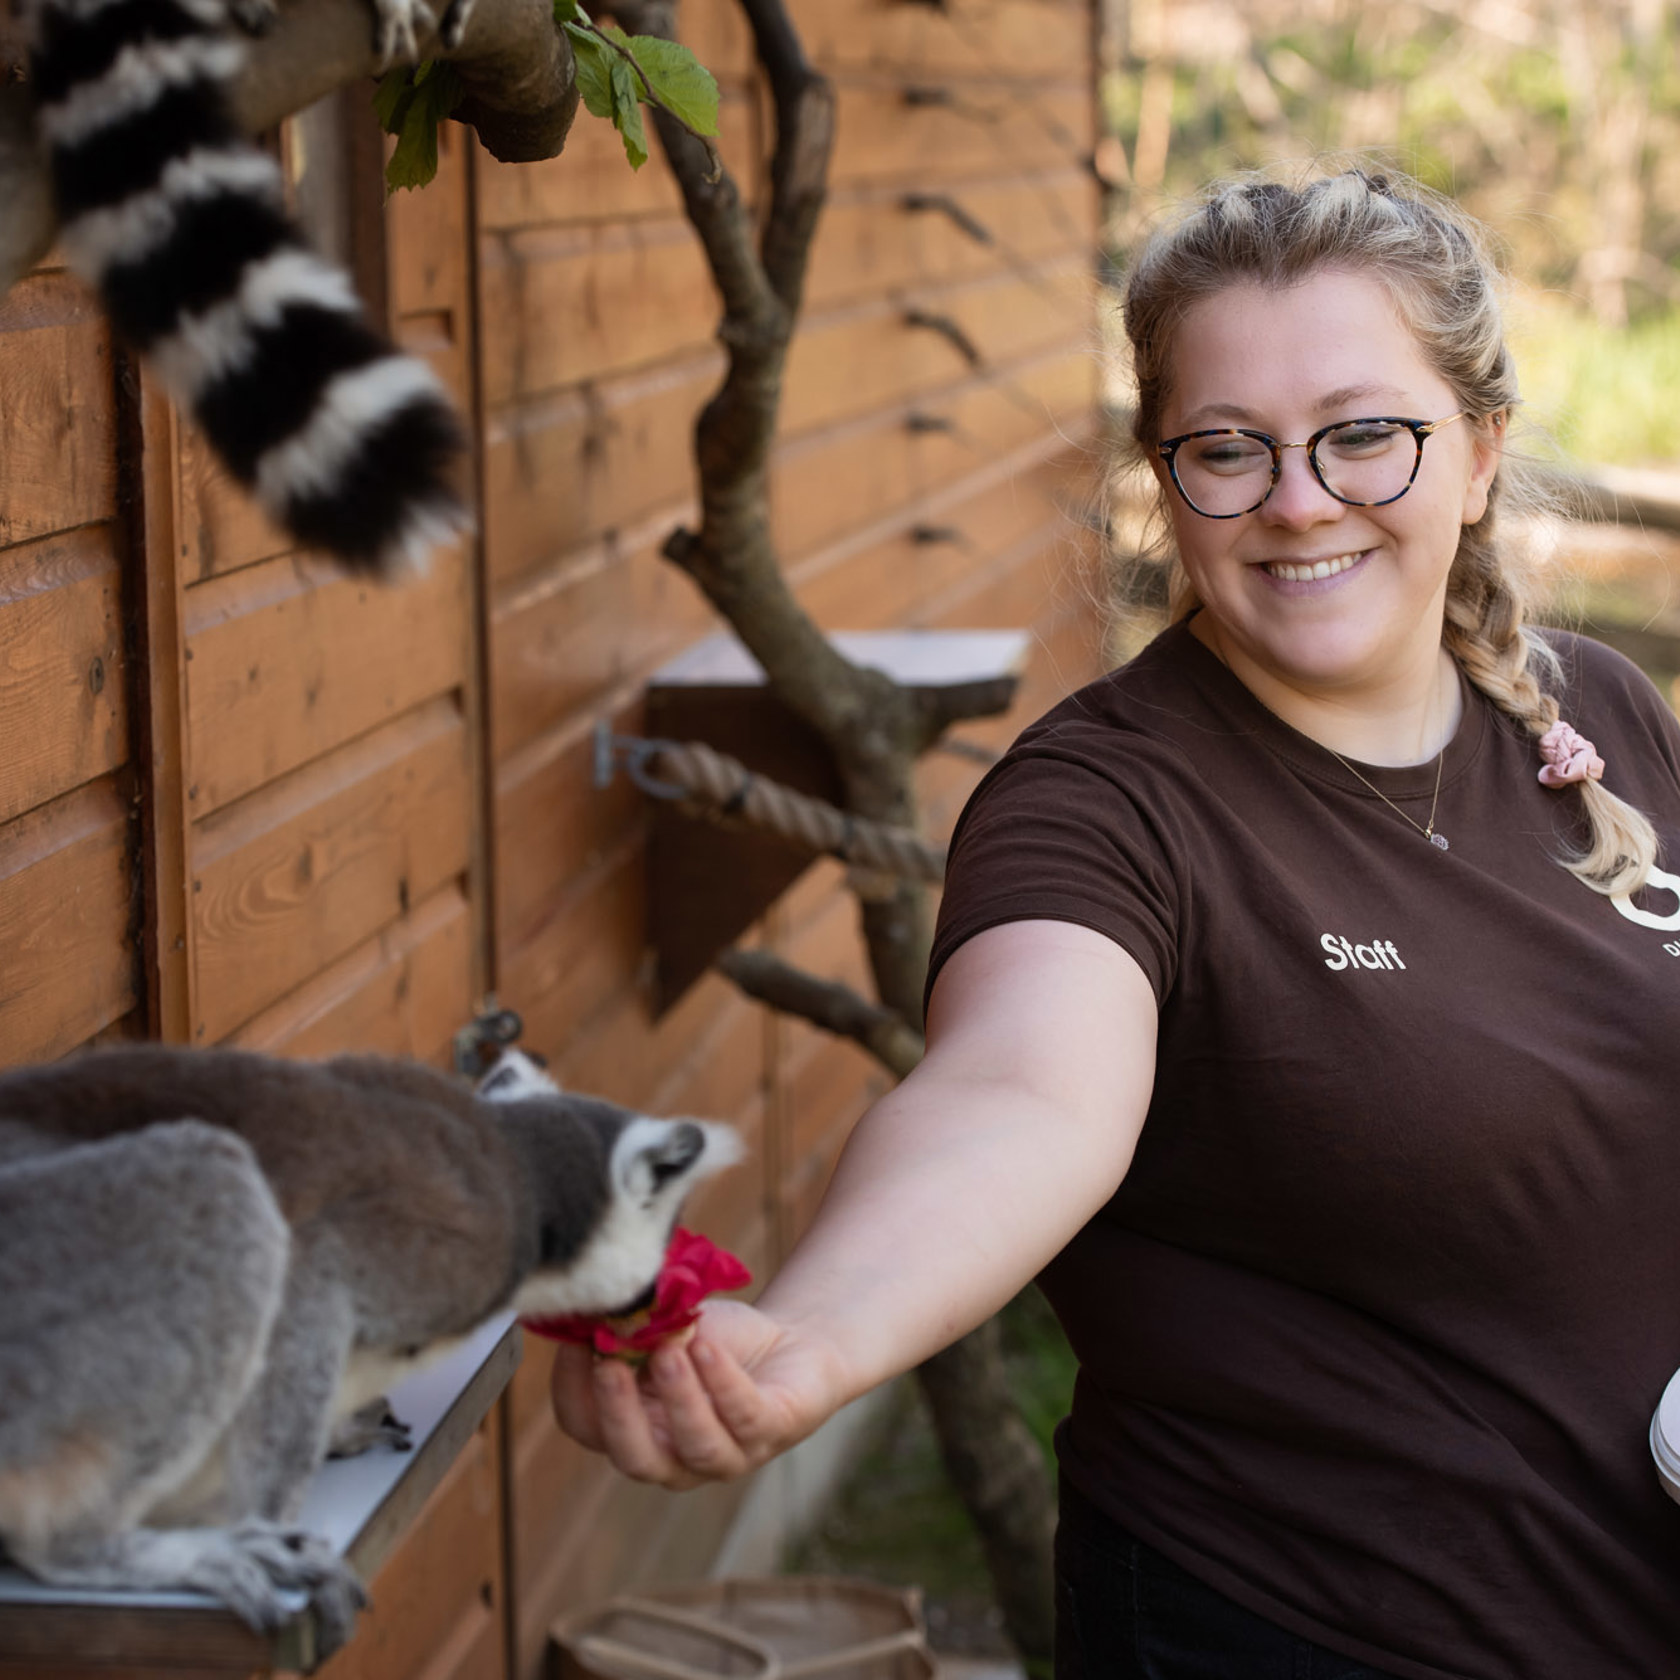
[550,917,1157,1487]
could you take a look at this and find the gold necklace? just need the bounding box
[1327,743,1449,851]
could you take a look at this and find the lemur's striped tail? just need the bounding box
[29,0,469,580]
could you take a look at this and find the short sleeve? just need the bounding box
[926,734,1183,1010]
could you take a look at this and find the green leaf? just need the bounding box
[552,0,583,21]
[563,15,718,170]
[623,35,719,136]
[375,61,464,193]
[609,56,649,169]
[565,23,617,122]
[372,64,411,132]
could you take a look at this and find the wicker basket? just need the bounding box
[550,1575,936,1680]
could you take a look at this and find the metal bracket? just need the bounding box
[592,720,694,801]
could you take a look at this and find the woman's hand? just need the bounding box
[548,1298,845,1489]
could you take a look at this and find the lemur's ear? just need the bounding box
[621,1119,745,1199]
[621,1121,706,1200]
[477,1049,561,1103]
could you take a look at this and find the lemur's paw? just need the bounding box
[372,0,436,66]
[329,1397,414,1458]
[221,1522,367,1653]
[438,0,476,48]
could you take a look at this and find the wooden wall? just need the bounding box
[0,0,1102,1675]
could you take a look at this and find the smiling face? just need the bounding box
[1154,268,1502,743]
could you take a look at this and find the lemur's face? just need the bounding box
[478,1050,742,1319]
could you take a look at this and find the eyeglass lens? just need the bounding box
[1174,421,1420,517]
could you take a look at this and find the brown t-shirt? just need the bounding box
[929,620,1680,1680]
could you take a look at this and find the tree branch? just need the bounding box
[2,0,577,295]
[716,950,924,1080]
[632,0,1061,1658]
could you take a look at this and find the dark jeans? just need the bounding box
[1054,1483,1403,1680]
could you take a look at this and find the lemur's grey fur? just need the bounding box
[0,1046,739,1653]
[20,0,480,579]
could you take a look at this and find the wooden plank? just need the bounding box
[175,416,294,584]
[827,76,1095,188]
[770,343,1094,562]
[475,95,758,231]
[388,118,470,325]
[646,992,769,1128]
[386,105,492,1029]
[183,546,467,815]
[789,462,1065,634]
[84,1009,149,1049]
[130,369,196,1043]
[311,1421,503,1680]
[191,697,472,1043]
[497,834,645,1063]
[0,775,137,1069]
[511,1454,754,1680]
[226,880,474,1062]
[482,348,723,586]
[0,526,127,827]
[492,705,644,957]
[773,855,853,940]
[779,1012,888,1175]
[670,1091,766,1268]
[805,167,1097,310]
[666,0,756,82]
[477,218,718,407]
[781,259,1093,435]
[510,1438,623,1679]
[788,0,1091,80]
[0,271,116,549]
[549,962,742,1116]
[489,514,712,765]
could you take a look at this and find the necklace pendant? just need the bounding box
[1430,832,1449,851]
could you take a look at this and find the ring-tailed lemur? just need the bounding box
[0,1046,742,1654]
[21,0,478,579]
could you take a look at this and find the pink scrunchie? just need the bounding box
[1537,720,1605,788]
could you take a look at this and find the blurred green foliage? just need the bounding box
[1100,0,1680,465]
[1512,291,1680,466]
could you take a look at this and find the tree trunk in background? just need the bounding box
[613,0,1062,1663]
[918,1322,1059,1665]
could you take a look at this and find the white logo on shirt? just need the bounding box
[1321,933,1406,972]
[1610,866,1680,932]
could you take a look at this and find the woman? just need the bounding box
[552,169,1680,1678]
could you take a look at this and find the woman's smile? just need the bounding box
[1255,549,1369,586]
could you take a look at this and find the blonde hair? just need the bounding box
[1118,165,1657,897]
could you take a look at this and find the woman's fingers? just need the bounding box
[548,1344,604,1451]
[691,1332,787,1449]
[590,1355,705,1489]
[644,1340,757,1478]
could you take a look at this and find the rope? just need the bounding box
[622,736,948,884]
